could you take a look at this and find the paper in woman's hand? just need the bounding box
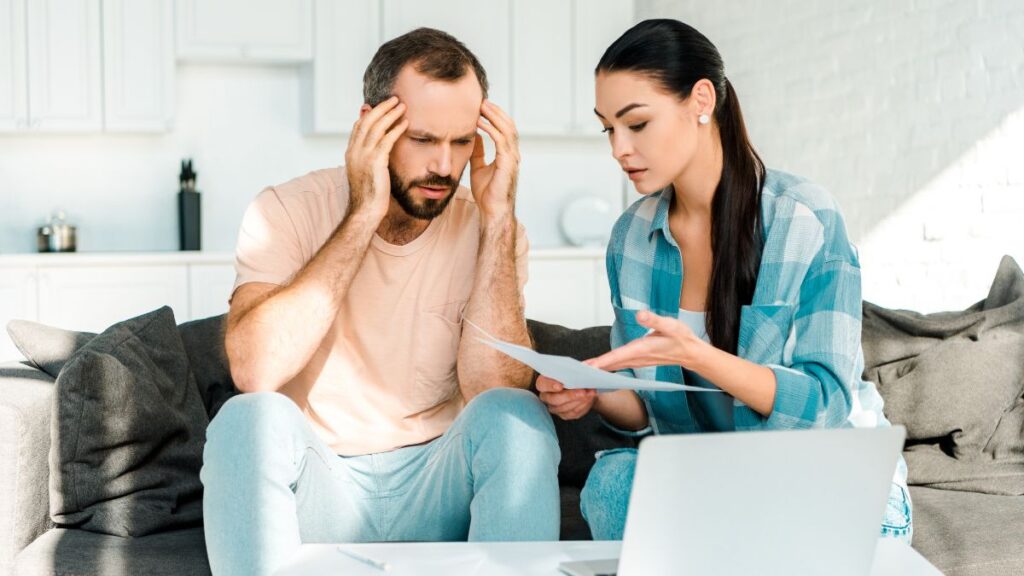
[475,336,721,393]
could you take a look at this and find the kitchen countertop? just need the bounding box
[0,247,605,267]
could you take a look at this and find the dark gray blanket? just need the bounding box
[863,256,1024,495]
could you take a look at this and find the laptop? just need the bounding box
[560,426,905,576]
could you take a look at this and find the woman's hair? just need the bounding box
[597,19,766,354]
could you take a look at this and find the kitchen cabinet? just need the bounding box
[573,0,635,131]
[0,0,174,133]
[382,0,511,109]
[37,265,189,334]
[511,0,573,135]
[25,0,103,132]
[0,267,37,361]
[188,263,236,321]
[308,0,636,137]
[301,0,380,134]
[176,0,313,63]
[0,0,27,131]
[0,250,609,362]
[102,0,174,132]
[525,251,607,330]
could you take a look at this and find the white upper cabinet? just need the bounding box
[3,1,637,136]
[382,0,511,109]
[1,0,174,133]
[26,0,103,132]
[103,0,175,132]
[573,0,635,132]
[303,0,637,136]
[302,0,379,134]
[511,0,573,135]
[0,0,28,132]
[176,0,313,63]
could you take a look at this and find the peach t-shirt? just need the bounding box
[232,167,528,455]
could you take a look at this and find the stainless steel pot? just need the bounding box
[37,212,77,253]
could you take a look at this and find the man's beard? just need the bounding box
[389,167,460,220]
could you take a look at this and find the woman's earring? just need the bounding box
[698,114,710,125]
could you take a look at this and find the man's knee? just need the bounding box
[461,387,559,458]
[464,387,555,435]
[207,392,303,449]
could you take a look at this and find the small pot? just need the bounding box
[37,213,77,253]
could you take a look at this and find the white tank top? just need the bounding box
[678,309,735,431]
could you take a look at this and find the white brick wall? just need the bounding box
[637,0,1024,313]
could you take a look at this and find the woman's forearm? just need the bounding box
[593,389,649,431]
[688,342,777,417]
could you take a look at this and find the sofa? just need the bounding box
[0,315,636,576]
[3,256,1024,576]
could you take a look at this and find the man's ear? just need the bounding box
[359,103,372,118]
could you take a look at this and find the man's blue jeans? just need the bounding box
[200,387,561,576]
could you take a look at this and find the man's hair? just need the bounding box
[363,27,489,106]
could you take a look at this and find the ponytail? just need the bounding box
[705,78,765,352]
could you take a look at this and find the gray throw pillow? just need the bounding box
[49,306,208,537]
[8,313,240,421]
[862,255,1024,495]
[6,320,96,378]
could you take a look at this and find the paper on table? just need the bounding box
[333,545,486,575]
[466,319,720,393]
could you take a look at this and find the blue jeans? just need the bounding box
[580,448,913,543]
[201,388,561,576]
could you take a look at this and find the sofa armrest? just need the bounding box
[0,362,54,575]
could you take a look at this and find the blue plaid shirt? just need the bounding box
[606,169,908,488]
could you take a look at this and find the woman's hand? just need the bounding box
[537,374,598,421]
[589,310,708,373]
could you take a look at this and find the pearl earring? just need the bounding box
[698,114,710,125]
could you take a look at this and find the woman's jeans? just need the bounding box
[580,447,913,543]
[201,387,561,576]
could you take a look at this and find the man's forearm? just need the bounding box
[457,215,533,399]
[226,212,378,392]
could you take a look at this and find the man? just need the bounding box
[201,28,560,576]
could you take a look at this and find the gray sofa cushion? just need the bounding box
[0,364,56,576]
[6,314,238,422]
[177,316,235,419]
[863,256,1024,495]
[910,486,1024,576]
[50,307,208,537]
[14,528,210,576]
[559,487,590,541]
[5,322,96,380]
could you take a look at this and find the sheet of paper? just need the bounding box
[476,337,722,393]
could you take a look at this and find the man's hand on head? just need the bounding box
[345,96,409,224]
[470,100,520,224]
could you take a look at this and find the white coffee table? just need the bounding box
[276,538,942,575]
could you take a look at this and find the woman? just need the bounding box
[537,19,912,543]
